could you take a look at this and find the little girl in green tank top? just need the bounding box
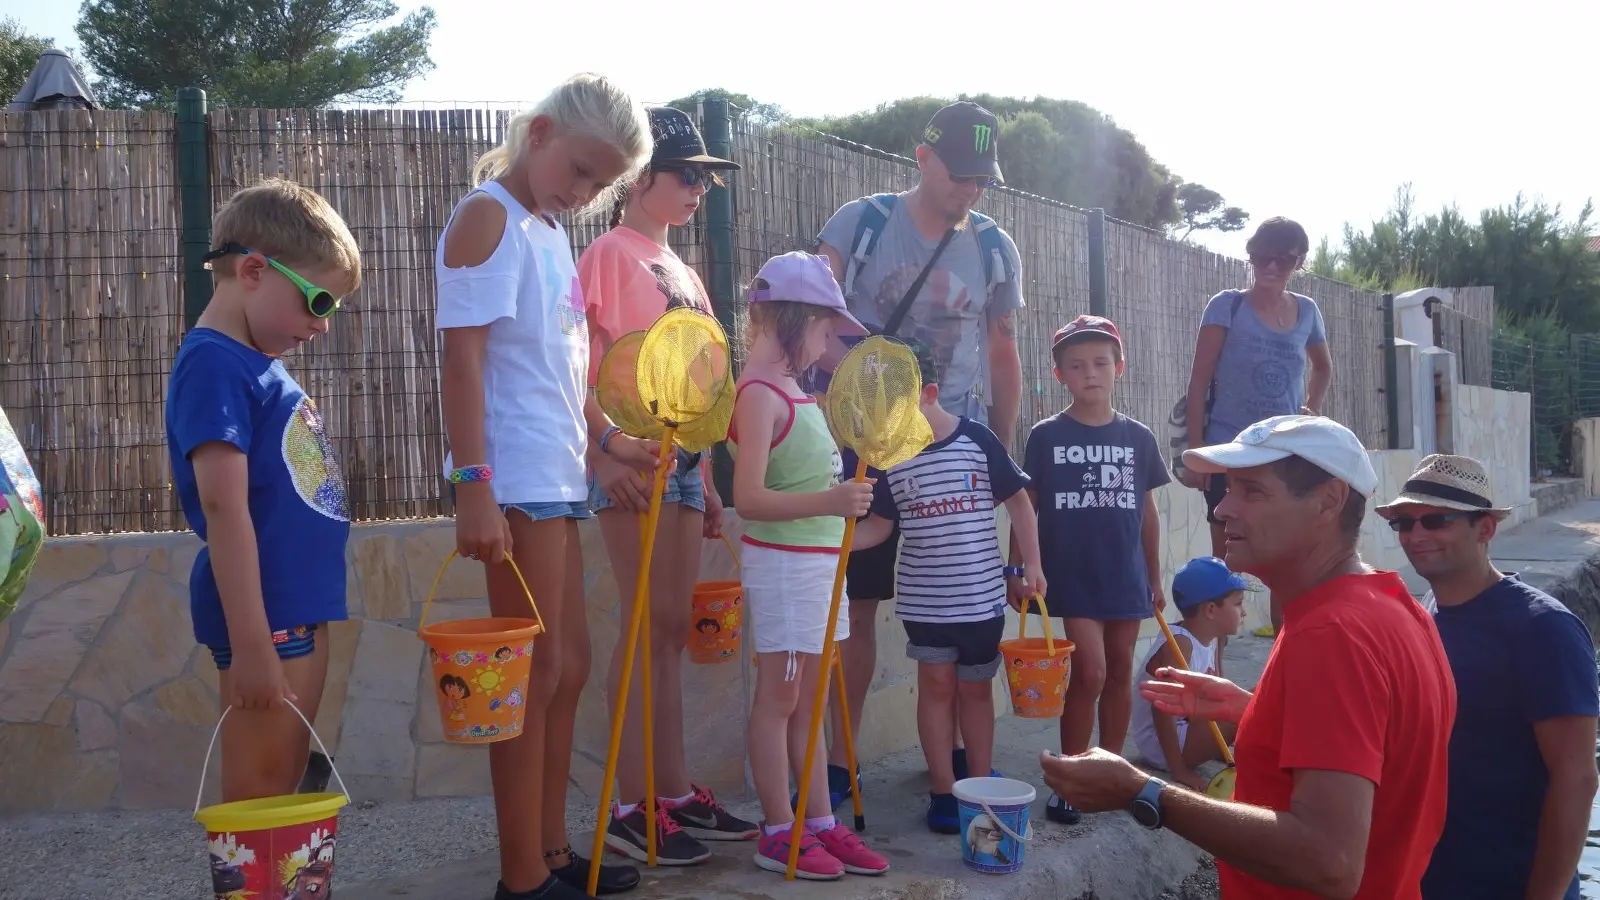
[726,252,890,881]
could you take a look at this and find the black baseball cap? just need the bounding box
[922,101,1003,183]
[647,106,741,170]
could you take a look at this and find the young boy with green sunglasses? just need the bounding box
[166,178,362,811]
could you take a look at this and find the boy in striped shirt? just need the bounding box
[855,341,1047,834]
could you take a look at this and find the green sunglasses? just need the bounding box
[202,243,342,318]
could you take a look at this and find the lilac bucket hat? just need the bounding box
[746,252,868,336]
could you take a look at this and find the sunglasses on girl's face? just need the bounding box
[202,243,342,318]
[1249,253,1301,271]
[661,166,717,188]
[1387,512,1479,533]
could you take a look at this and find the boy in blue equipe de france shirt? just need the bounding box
[165,179,360,805]
[1011,315,1170,826]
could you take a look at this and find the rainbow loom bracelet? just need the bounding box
[449,464,493,484]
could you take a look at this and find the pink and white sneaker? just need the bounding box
[753,823,843,880]
[814,823,889,875]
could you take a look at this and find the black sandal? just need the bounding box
[546,845,640,895]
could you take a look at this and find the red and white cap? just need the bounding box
[1051,314,1122,354]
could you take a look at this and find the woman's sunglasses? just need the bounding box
[1386,512,1481,533]
[1249,253,1302,271]
[202,243,342,318]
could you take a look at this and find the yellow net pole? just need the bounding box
[832,653,865,831]
[786,455,868,879]
[1154,613,1233,765]
[587,433,676,895]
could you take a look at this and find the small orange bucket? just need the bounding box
[688,579,743,664]
[418,551,545,745]
[998,594,1075,719]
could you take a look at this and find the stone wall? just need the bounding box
[0,392,1535,814]
[0,516,933,815]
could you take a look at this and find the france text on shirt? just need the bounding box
[1046,441,1143,511]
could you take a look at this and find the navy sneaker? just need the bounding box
[792,763,860,812]
[1045,791,1081,825]
[926,792,961,834]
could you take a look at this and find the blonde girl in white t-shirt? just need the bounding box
[436,72,658,900]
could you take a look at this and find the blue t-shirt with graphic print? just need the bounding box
[1023,411,1169,620]
[869,418,1028,624]
[812,197,1024,423]
[1202,290,1327,444]
[166,328,351,647]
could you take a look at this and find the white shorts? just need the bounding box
[742,543,850,659]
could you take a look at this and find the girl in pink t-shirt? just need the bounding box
[577,106,756,866]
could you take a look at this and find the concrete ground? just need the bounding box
[338,631,1272,900]
[2,637,1275,900]
[12,501,1600,900]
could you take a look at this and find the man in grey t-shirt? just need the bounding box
[811,101,1025,807]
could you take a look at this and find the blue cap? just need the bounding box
[1172,557,1249,611]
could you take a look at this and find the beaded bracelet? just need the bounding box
[598,425,623,453]
[448,464,493,484]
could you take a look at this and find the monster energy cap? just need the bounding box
[922,101,1003,183]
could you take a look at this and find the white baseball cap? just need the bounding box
[1182,415,1379,498]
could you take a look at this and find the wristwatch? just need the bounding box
[1130,776,1168,829]
[1002,565,1025,579]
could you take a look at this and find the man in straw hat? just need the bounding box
[1039,415,1456,899]
[1378,454,1598,900]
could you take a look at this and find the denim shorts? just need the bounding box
[502,500,592,521]
[587,448,706,513]
[446,482,593,522]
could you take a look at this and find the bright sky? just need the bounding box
[9,0,1595,258]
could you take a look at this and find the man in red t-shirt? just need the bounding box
[1041,415,1456,899]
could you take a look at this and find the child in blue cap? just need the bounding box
[1130,557,1247,790]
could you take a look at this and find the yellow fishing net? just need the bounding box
[588,306,732,888]
[787,334,933,877]
[637,307,731,432]
[594,330,663,440]
[823,335,934,472]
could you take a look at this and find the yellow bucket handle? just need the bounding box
[419,550,544,634]
[194,698,351,817]
[719,532,742,573]
[1015,593,1057,657]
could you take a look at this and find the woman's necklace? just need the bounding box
[1255,293,1291,328]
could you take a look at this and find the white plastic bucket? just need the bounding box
[953,776,1035,874]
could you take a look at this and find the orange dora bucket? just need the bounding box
[418,551,545,745]
[688,579,743,664]
[999,594,1075,719]
[194,701,350,900]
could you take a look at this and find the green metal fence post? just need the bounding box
[1088,208,1107,317]
[177,87,213,330]
[702,98,737,504]
[1381,293,1399,449]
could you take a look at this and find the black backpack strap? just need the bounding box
[880,225,958,337]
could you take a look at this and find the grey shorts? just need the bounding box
[903,616,1005,682]
[587,448,706,513]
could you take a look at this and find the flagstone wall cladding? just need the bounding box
[0,390,1538,813]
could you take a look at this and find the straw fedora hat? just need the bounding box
[1375,454,1512,521]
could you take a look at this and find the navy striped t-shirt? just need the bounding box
[869,418,1029,623]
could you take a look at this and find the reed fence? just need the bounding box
[4,103,1408,534]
